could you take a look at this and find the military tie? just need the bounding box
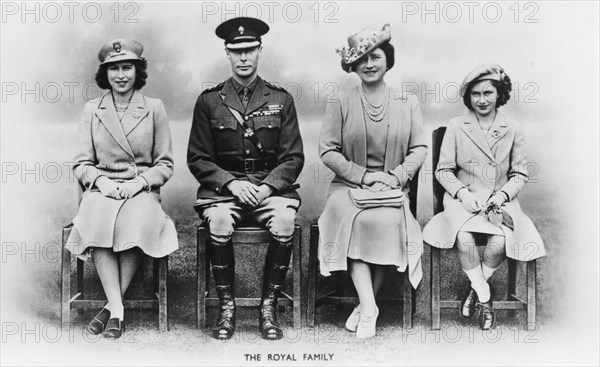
[242,86,250,110]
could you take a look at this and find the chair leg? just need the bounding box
[334,272,345,313]
[403,271,413,329]
[306,224,319,328]
[158,256,168,332]
[526,260,537,330]
[431,247,441,330]
[507,259,518,318]
[61,227,72,327]
[76,259,84,317]
[292,226,302,328]
[197,226,208,329]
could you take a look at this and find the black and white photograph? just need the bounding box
[1,1,598,365]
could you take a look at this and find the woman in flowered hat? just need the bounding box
[65,39,178,339]
[423,64,545,330]
[318,24,427,338]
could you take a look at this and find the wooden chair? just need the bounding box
[306,169,421,329]
[60,225,169,331]
[429,126,537,330]
[196,225,301,329]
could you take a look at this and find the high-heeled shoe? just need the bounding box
[356,306,379,339]
[345,304,361,332]
[103,318,124,339]
[87,308,111,335]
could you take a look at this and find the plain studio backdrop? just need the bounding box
[1,1,598,365]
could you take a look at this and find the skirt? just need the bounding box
[318,182,423,288]
[65,190,179,261]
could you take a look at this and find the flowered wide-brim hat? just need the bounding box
[336,23,391,65]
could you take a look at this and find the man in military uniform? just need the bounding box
[187,17,304,340]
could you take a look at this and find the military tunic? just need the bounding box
[187,76,304,239]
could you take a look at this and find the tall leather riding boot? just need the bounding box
[209,238,236,340]
[259,237,293,340]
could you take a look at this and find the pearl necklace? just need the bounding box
[112,91,133,114]
[359,84,389,122]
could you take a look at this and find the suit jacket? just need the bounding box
[187,76,304,200]
[73,90,174,192]
[319,86,427,189]
[423,110,546,261]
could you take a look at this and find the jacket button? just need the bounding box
[244,116,249,121]
[245,150,250,155]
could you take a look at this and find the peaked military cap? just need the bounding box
[215,17,269,50]
[98,39,144,65]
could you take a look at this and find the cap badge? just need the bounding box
[238,26,244,35]
[113,42,121,53]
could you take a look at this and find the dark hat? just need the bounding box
[98,39,144,65]
[459,63,507,97]
[215,17,269,50]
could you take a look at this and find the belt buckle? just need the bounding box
[244,159,255,174]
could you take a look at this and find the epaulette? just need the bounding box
[264,80,288,92]
[201,82,225,95]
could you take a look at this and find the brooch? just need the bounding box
[394,93,408,101]
[491,130,501,139]
[132,110,141,119]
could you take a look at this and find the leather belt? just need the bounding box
[217,157,277,174]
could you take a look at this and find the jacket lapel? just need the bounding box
[347,86,367,167]
[121,91,150,136]
[94,93,135,158]
[220,78,246,114]
[485,111,509,149]
[245,77,270,115]
[383,90,403,171]
[459,111,495,162]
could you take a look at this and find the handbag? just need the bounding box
[348,188,405,209]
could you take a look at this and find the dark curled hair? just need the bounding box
[342,41,395,73]
[463,74,512,110]
[95,59,148,90]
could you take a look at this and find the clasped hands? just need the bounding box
[458,188,507,213]
[96,176,145,200]
[227,180,273,206]
[362,171,400,192]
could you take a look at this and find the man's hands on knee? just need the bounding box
[255,184,274,204]
[227,181,273,206]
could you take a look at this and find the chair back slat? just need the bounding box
[408,167,420,217]
[432,127,447,215]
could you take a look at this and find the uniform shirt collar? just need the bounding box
[231,76,258,96]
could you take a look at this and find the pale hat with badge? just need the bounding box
[215,17,270,50]
[459,63,508,97]
[336,23,391,66]
[98,39,144,65]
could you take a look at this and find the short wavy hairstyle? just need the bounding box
[341,41,395,73]
[463,74,512,110]
[95,59,148,90]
